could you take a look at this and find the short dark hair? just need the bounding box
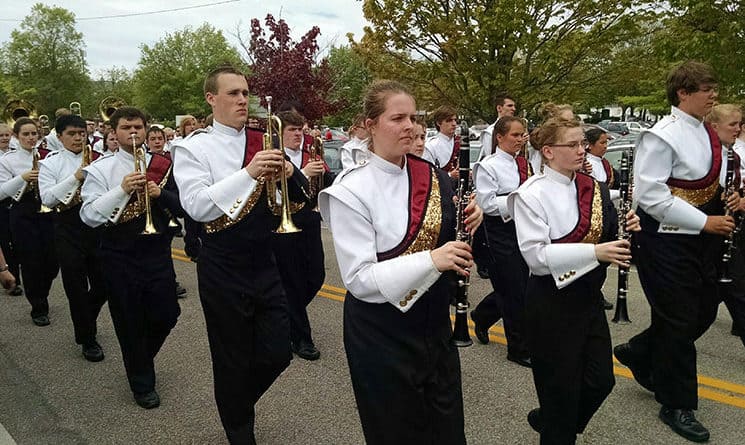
[146,126,165,139]
[666,61,717,107]
[277,110,305,128]
[204,64,246,95]
[495,93,515,108]
[55,115,86,135]
[431,105,457,130]
[13,117,36,135]
[109,107,148,130]
[585,127,607,145]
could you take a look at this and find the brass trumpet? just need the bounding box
[308,136,324,198]
[263,96,300,234]
[32,149,53,214]
[132,134,159,235]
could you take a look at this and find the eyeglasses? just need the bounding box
[549,140,589,150]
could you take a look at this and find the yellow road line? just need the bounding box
[171,251,745,410]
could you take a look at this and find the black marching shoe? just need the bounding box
[659,407,710,443]
[613,343,654,392]
[32,315,50,327]
[507,354,532,368]
[471,312,490,345]
[82,341,105,362]
[134,390,161,409]
[603,297,614,310]
[527,408,542,433]
[8,285,23,296]
[175,282,187,298]
[292,341,320,361]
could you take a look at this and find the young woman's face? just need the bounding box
[183,120,197,136]
[712,112,742,146]
[410,123,426,157]
[496,121,526,155]
[366,93,417,165]
[16,123,38,150]
[542,127,586,177]
[588,132,608,157]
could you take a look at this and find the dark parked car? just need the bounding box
[606,122,630,136]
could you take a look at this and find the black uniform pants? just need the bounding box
[0,199,21,285]
[54,216,107,345]
[722,231,745,347]
[9,201,58,317]
[526,272,615,445]
[629,228,720,409]
[101,244,180,394]
[273,213,325,346]
[343,288,465,445]
[198,247,291,444]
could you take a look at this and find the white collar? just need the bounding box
[436,132,454,143]
[494,147,517,161]
[370,152,407,175]
[671,106,703,128]
[586,153,603,162]
[212,119,245,137]
[544,165,574,185]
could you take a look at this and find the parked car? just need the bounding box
[605,133,639,170]
[606,122,630,136]
[619,121,644,133]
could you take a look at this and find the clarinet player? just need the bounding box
[319,80,482,444]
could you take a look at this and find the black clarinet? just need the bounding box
[719,144,737,284]
[613,149,632,324]
[451,123,473,347]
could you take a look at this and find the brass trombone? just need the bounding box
[70,102,82,116]
[263,96,300,234]
[132,133,159,235]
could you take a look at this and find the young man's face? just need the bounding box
[206,73,249,130]
[678,83,718,119]
[86,120,96,136]
[497,99,516,117]
[282,124,303,150]
[147,131,166,153]
[115,118,146,150]
[438,115,458,137]
[58,126,86,153]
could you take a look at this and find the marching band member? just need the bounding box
[172,66,309,444]
[80,107,183,409]
[470,116,532,367]
[614,61,735,443]
[0,123,23,296]
[409,119,427,157]
[706,104,745,348]
[86,119,101,147]
[423,105,459,177]
[0,117,59,326]
[479,93,517,160]
[274,110,331,360]
[146,126,167,155]
[319,80,482,445]
[340,113,370,169]
[508,117,640,444]
[38,114,107,362]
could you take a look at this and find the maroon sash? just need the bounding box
[516,156,531,184]
[552,173,603,244]
[38,147,51,159]
[203,128,268,233]
[377,155,436,261]
[442,135,460,172]
[601,158,614,186]
[666,123,722,207]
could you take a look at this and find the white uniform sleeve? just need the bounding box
[79,168,131,227]
[474,162,509,220]
[510,192,599,288]
[0,166,28,201]
[172,144,259,222]
[39,161,80,207]
[422,139,437,164]
[479,127,493,159]
[633,132,707,234]
[324,190,441,312]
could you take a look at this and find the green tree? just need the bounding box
[355,0,659,121]
[133,24,245,120]
[1,3,89,117]
[324,45,373,127]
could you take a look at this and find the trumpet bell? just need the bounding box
[274,217,301,234]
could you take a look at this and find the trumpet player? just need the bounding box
[80,107,184,410]
[172,66,309,444]
[0,123,23,297]
[273,110,332,361]
[38,114,107,362]
[0,117,59,326]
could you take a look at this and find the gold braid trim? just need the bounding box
[580,180,603,245]
[203,178,266,234]
[669,179,719,207]
[401,168,442,255]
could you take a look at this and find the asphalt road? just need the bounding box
[1,229,744,445]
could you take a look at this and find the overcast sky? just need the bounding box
[1,0,368,76]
